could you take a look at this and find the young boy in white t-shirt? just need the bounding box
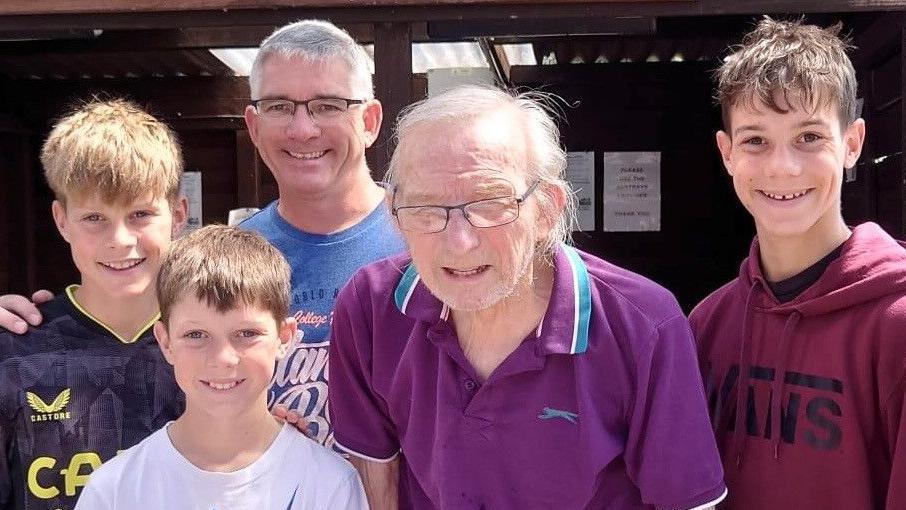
[76,225,368,510]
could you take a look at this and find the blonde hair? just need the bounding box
[384,85,576,259]
[41,98,183,205]
[156,225,290,324]
[716,17,857,129]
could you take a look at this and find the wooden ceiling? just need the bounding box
[0,4,894,81]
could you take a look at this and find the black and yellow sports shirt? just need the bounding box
[0,286,184,510]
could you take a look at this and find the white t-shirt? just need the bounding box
[75,423,368,510]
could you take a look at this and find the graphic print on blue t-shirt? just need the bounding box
[242,201,405,447]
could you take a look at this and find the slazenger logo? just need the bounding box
[27,389,72,422]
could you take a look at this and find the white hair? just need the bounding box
[249,19,374,100]
[385,85,576,258]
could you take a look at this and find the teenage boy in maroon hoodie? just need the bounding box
[690,17,906,509]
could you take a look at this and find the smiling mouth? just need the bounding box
[202,379,245,391]
[443,265,490,277]
[758,189,812,201]
[98,259,145,271]
[287,150,327,160]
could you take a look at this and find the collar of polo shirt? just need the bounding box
[393,243,592,355]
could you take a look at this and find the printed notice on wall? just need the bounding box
[566,151,595,231]
[179,171,203,233]
[602,152,661,232]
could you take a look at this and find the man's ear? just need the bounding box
[51,200,71,243]
[715,130,734,176]
[153,321,175,366]
[361,99,383,148]
[244,105,261,147]
[170,196,189,238]
[843,118,866,169]
[277,316,298,360]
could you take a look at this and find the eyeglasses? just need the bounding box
[391,181,540,234]
[251,97,366,124]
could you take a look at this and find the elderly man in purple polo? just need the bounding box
[328,85,727,509]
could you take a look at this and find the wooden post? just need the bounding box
[370,21,412,180]
[235,129,262,207]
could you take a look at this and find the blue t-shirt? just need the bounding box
[241,200,405,447]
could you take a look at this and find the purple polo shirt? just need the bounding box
[329,245,726,509]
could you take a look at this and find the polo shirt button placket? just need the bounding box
[464,379,477,392]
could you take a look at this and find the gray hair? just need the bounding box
[249,19,374,100]
[385,85,576,258]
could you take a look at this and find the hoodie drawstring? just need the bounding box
[734,280,762,467]
[770,311,801,460]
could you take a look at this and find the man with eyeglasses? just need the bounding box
[0,20,406,450]
[328,85,726,509]
[238,20,405,448]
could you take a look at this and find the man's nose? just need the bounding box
[443,209,480,253]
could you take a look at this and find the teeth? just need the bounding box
[288,150,326,160]
[447,267,484,276]
[206,381,239,390]
[100,259,143,270]
[763,190,809,201]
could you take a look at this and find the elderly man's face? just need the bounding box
[244,55,381,199]
[394,114,545,312]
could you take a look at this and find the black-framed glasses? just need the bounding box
[391,180,540,234]
[251,97,366,124]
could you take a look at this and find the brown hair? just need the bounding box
[41,98,183,205]
[715,17,857,130]
[156,225,290,325]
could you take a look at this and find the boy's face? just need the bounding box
[716,93,865,241]
[154,297,295,419]
[52,192,187,303]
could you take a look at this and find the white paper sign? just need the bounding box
[179,171,203,233]
[566,151,595,232]
[602,152,661,232]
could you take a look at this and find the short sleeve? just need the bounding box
[328,277,400,461]
[0,422,12,510]
[321,470,369,510]
[624,315,727,510]
[73,476,113,510]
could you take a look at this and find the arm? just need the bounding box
[0,291,53,334]
[72,481,112,510]
[882,367,906,508]
[0,423,13,510]
[348,456,399,510]
[625,314,727,509]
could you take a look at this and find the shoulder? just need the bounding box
[338,253,412,308]
[284,430,359,479]
[580,250,684,327]
[0,294,77,355]
[688,277,743,325]
[84,429,161,497]
[238,201,277,233]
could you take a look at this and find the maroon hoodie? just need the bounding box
[690,222,906,509]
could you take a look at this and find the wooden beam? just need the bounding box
[1,3,904,32]
[3,0,906,17]
[429,16,656,39]
[370,21,412,179]
[0,1,691,16]
[478,37,511,87]
[0,24,380,53]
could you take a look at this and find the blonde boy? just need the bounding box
[0,99,187,509]
[76,225,367,510]
[691,18,906,508]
